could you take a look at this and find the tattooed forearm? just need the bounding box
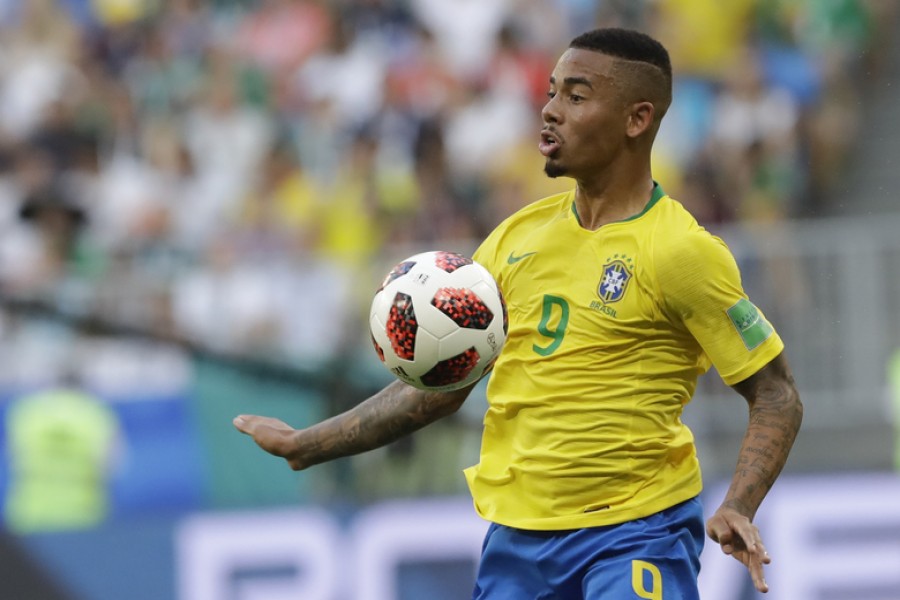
[293,380,471,469]
[726,352,803,518]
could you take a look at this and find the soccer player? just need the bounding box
[234,27,803,598]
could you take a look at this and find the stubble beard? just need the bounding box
[544,160,566,178]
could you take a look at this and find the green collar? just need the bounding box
[571,181,665,226]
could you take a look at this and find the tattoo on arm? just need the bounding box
[297,380,471,469]
[726,352,803,517]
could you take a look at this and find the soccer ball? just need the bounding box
[369,250,508,392]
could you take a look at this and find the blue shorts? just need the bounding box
[472,497,705,600]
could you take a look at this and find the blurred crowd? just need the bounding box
[0,0,894,371]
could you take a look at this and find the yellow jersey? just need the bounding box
[465,184,783,530]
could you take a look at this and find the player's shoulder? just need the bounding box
[476,189,573,269]
[497,189,574,230]
[652,195,724,252]
[480,189,572,245]
[647,195,739,281]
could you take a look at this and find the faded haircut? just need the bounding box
[569,28,673,120]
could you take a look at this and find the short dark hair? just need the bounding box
[569,28,671,81]
[569,28,672,120]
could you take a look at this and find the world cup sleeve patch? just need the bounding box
[726,298,774,350]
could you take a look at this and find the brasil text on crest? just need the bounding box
[589,257,633,318]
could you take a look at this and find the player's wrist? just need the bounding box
[719,497,757,520]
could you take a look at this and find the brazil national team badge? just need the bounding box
[598,257,632,303]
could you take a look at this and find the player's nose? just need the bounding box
[541,96,560,125]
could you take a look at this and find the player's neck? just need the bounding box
[573,173,655,231]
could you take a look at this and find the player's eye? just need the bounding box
[569,94,583,103]
[546,91,556,99]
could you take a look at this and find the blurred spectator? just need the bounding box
[170,234,280,354]
[233,0,332,76]
[28,99,96,173]
[0,0,82,139]
[272,237,355,369]
[288,95,345,186]
[294,17,387,130]
[505,0,569,55]
[483,135,573,229]
[92,0,152,27]
[340,0,416,58]
[407,118,483,243]
[410,0,512,80]
[235,139,323,250]
[670,155,733,227]
[93,119,174,248]
[485,22,556,111]
[651,0,757,80]
[181,50,274,216]
[7,144,93,296]
[385,23,460,120]
[708,45,802,221]
[442,75,532,180]
[317,130,391,272]
[158,0,214,59]
[122,25,204,118]
[17,178,87,285]
[4,372,121,533]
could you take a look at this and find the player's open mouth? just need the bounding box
[539,130,560,157]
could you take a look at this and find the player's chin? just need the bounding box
[544,158,567,178]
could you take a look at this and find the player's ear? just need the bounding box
[625,101,654,138]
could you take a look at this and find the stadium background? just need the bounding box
[0,1,897,599]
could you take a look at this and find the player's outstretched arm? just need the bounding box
[233,380,474,471]
[707,351,803,594]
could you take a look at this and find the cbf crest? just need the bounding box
[597,256,633,303]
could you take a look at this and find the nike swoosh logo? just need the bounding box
[507,251,537,264]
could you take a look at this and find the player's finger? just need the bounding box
[233,414,256,434]
[706,520,732,547]
[748,554,769,593]
[733,526,770,593]
[714,534,735,555]
[734,521,768,558]
[757,543,771,565]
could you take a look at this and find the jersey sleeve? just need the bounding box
[656,231,784,386]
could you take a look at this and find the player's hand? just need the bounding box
[233,415,307,470]
[706,505,771,593]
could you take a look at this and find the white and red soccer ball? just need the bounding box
[369,251,508,391]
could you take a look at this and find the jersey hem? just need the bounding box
[469,479,703,532]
